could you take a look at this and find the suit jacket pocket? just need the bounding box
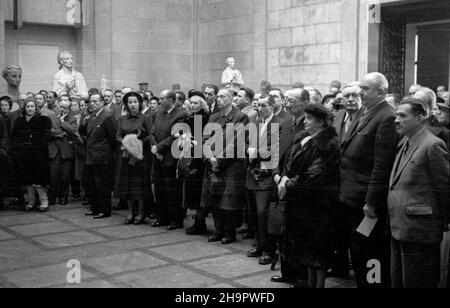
[406,204,433,216]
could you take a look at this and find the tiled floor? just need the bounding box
[0,202,356,288]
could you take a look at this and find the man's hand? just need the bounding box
[274,174,281,186]
[151,145,158,155]
[277,176,289,200]
[363,203,378,219]
[156,153,163,161]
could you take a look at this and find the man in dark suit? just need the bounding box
[339,72,398,288]
[48,98,78,205]
[150,90,188,230]
[204,88,249,244]
[330,83,365,278]
[204,84,220,115]
[80,93,117,219]
[246,94,280,264]
[271,88,310,287]
[388,98,449,288]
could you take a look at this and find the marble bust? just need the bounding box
[221,57,244,93]
[52,50,88,98]
[2,65,22,101]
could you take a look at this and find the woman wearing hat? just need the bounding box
[178,91,210,213]
[114,92,153,225]
[277,103,341,288]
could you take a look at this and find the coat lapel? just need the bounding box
[87,110,104,136]
[342,102,386,150]
[390,142,419,187]
[390,129,428,187]
[342,108,365,145]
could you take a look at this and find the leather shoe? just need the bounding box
[85,211,97,216]
[208,233,223,242]
[247,249,263,258]
[60,200,68,206]
[124,218,134,225]
[93,213,110,219]
[134,216,146,225]
[39,207,49,213]
[221,237,235,245]
[167,224,183,231]
[151,221,168,228]
[271,275,296,284]
[185,220,207,235]
[258,254,274,265]
[242,232,254,240]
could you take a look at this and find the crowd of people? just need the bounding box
[0,72,449,289]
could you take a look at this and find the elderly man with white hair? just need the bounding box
[413,87,450,148]
[338,72,398,288]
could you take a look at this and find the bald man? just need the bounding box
[339,72,398,288]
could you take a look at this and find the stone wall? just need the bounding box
[196,0,363,95]
[196,0,264,91]
[108,0,194,92]
[0,1,8,93]
[3,0,81,26]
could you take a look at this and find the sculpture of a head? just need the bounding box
[2,65,22,88]
[57,50,74,70]
[226,57,236,69]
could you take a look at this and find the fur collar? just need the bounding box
[311,126,339,151]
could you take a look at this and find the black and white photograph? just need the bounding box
[0,0,449,292]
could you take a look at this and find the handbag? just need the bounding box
[267,200,286,236]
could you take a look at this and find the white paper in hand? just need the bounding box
[356,216,378,237]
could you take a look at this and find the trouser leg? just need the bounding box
[212,208,226,235]
[390,237,403,288]
[329,202,351,274]
[163,165,183,225]
[255,190,276,255]
[224,210,242,239]
[152,161,168,223]
[248,191,259,247]
[35,186,49,209]
[92,164,113,216]
[25,185,36,206]
[48,155,60,203]
[59,159,73,200]
[347,205,390,288]
[400,240,440,288]
[86,165,98,214]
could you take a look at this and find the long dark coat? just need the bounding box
[178,109,209,210]
[114,113,153,201]
[10,115,51,186]
[202,108,249,211]
[282,126,341,269]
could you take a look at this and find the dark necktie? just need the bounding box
[394,141,409,176]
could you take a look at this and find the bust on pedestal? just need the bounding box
[52,50,88,98]
[221,57,244,93]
